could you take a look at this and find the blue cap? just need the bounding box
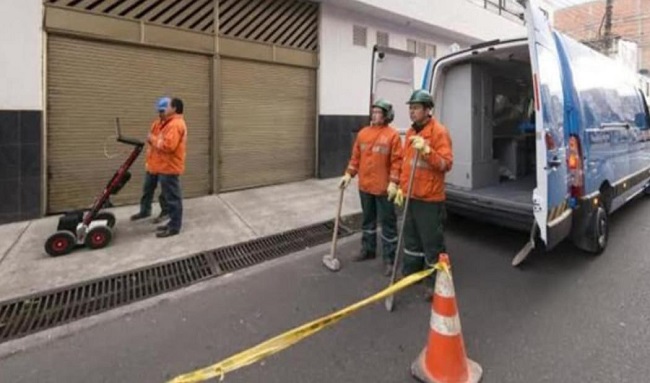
[156,97,171,113]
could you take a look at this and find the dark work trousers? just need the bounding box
[359,191,398,264]
[139,172,168,217]
[402,199,447,286]
[159,174,183,232]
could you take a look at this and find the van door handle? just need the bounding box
[547,157,562,169]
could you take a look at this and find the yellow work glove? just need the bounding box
[410,135,431,155]
[393,188,405,208]
[387,182,398,201]
[339,173,353,189]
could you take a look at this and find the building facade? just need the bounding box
[0,0,526,223]
[316,0,526,177]
[554,0,650,73]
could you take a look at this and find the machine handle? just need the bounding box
[117,136,144,147]
[115,117,145,146]
[547,157,562,169]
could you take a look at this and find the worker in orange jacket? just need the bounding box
[340,99,403,276]
[393,89,453,297]
[130,99,172,225]
[132,96,187,238]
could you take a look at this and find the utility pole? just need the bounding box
[603,0,614,54]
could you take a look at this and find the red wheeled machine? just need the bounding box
[45,118,145,257]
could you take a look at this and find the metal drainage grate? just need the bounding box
[0,216,361,344]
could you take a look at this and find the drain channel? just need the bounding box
[0,216,361,344]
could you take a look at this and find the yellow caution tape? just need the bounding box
[168,263,449,383]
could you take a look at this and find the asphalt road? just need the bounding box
[1,196,650,383]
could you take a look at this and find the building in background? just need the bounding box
[0,0,526,223]
[316,0,526,177]
[554,0,650,73]
[466,0,558,24]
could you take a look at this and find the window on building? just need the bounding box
[407,39,417,54]
[426,43,437,58]
[353,25,367,47]
[416,41,427,58]
[377,31,389,47]
[415,41,437,59]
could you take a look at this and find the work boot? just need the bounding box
[156,228,179,238]
[130,212,150,221]
[352,249,376,262]
[156,225,168,232]
[152,212,169,224]
[383,262,394,277]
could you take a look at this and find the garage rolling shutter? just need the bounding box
[47,36,211,213]
[219,59,316,191]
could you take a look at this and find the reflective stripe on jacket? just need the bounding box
[347,124,402,196]
[400,118,453,202]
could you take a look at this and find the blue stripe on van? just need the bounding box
[421,58,432,90]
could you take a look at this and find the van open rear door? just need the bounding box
[514,0,572,265]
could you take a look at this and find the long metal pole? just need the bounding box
[604,0,614,54]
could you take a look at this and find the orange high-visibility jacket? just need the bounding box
[145,114,187,175]
[346,124,403,196]
[400,118,453,202]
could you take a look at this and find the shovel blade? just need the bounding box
[322,255,341,272]
[384,295,395,312]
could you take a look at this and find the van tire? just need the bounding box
[588,205,609,255]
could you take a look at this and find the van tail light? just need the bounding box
[567,135,584,197]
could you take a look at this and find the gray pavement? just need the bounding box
[0,177,361,301]
[1,195,649,383]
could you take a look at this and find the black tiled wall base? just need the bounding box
[317,115,369,179]
[3,112,377,221]
[0,110,42,224]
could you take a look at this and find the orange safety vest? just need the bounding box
[347,124,402,196]
[145,114,187,175]
[400,118,453,202]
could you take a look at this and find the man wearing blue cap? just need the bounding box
[131,98,170,224]
[131,97,187,238]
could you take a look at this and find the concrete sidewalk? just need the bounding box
[0,178,361,302]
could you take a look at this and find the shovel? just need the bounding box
[385,152,419,312]
[322,187,345,272]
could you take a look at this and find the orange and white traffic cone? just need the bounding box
[411,254,482,383]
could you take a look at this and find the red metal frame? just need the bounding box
[81,140,144,227]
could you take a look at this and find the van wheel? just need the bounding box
[589,206,609,255]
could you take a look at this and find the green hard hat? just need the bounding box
[372,98,395,123]
[406,89,434,108]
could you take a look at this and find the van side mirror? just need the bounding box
[635,113,648,129]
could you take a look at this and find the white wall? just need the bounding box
[319,3,466,116]
[0,0,43,110]
[320,0,526,43]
